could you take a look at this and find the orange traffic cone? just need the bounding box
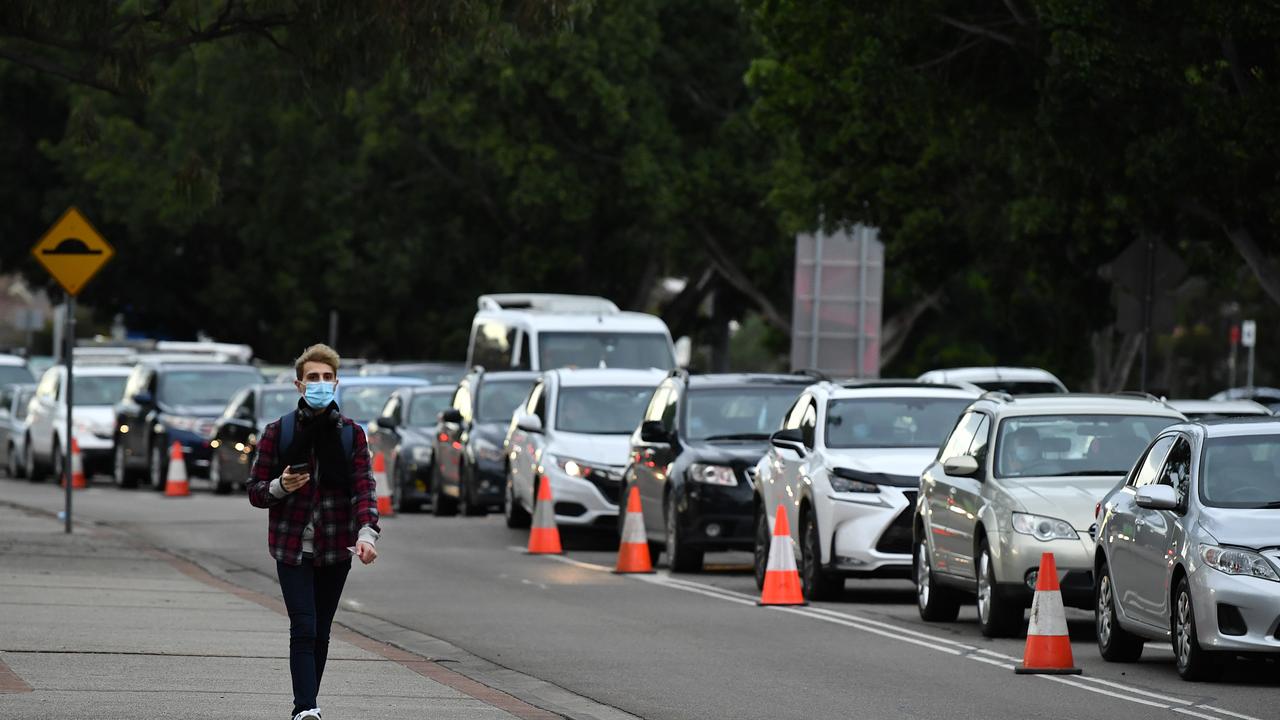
[61,438,87,489]
[373,452,394,517]
[163,441,190,497]
[526,477,562,555]
[1015,552,1082,675]
[614,486,653,573]
[758,504,806,606]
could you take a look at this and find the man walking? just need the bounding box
[248,343,380,720]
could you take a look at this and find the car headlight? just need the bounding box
[1012,512,1078,541]
[828,467,880,493]
[689,463,737,486]
[549,455,593,478]
[411,446,433,462]
[1200,544,1280,582]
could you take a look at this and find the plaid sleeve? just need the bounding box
[247,419,283,508]
[349,422,380,533]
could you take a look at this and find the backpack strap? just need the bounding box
[340,422,355,462]
[279,412,296,455]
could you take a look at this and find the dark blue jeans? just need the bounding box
[276,556,351,716]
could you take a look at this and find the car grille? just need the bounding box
[585,467,623,505]
[875,491,916,555]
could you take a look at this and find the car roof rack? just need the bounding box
[792,368,830,381]
[839,379,936,389]
[979,390,1015,402]
[1112,391,1161,402]
[476,293,619,314]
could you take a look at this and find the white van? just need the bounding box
[466,294,676,372]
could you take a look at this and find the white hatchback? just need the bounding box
[752,381,980,600]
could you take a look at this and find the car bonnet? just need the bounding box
[1000,475,1122,531]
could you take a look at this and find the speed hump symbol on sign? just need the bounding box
[31,207,115,296]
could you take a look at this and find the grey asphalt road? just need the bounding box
[5,476,1276,720]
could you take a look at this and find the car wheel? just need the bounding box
[149,441,168,491]
[916,537,961,622]
[25,438,44,482]
[1174,576,1221,681]
[113,442,137,489]
[1096,559,1144,662]
[8,442,23,478]
[665,494,703,573]
[52,441,65,486]
[753,507,769,591]
[210,453,232,495]
[504,468,531,529]
[801,510,842,601]
[976,540,1022,638]
[431,463,457,517]
[461,462,486,517]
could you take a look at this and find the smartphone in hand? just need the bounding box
[287,462,309,474]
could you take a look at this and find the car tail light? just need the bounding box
[1094,502,1101,519]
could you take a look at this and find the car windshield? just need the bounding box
[73,375,128,406]
[158,369,260,407]
[0,365,34,386]
[685,387,802,441]
[1200,434,1280,509]
[556,386,654,434]
[15,389,34,420]
[400,366,465,385]
[260,389,298,420]
[339,385,399,425]
[995,414,1178,479]
[537,332,673,371]
[408,393,454,427]
[974,380,1064,394]
[477,379,535,423]
[825,398,972,449]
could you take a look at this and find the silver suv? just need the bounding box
[1095,418,1280,680]
[914,393,1184,636]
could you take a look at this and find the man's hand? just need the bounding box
[281,468,310,493]
[355,541,377,565]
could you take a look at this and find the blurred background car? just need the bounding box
[207,383,299,494]
[26,364,131,482]
[1095,417,1280,680]
[360,361,466,386]
[504,368,664,530]
[432,368,538,516]
[624,371,810,571]
[0,354,36,386]
[917,366,1068,394]
[113,361,262,490]
[1209,386,1280,413]
[0,382,36,478]
[333,375,429,432]
[915,393,1184,636]
[1165,399,1271,421]
[368,386,457,512]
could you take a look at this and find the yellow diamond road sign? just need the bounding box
[32,207,115,296]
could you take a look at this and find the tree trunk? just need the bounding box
[880,290,943,370]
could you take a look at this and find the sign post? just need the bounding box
[31,207,115,534]
[1241,319,1257,389]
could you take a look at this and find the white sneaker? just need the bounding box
[292,710,321,720]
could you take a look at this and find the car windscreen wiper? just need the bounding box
[701,433,770,442]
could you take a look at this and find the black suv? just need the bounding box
[368,385,457,512]
[432,368,538,516]
[624,372,810,571]
[113,361,262,490]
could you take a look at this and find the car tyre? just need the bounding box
[431,463,458,517]
[460,462,486,517]
[25,438,44,483]
[148,441,168,491]
[801,510,842,601]
[8,442,23,478]
[1096,559,1144,662]
[1174,576,1221,681]
[504,469,531,529]
[52,441,65,487]
[976,539,1022,638]
[392,461,416,513]
[915,537,961,622]
[113,442,137,489]
[665,494,703,573]
[210,452,232,495]
[753,507,769,591]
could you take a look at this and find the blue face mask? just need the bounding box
[303,381,336,410]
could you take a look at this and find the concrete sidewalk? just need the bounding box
[0,501,553,720]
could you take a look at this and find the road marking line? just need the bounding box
[1073,675,1194,705]
[772,606,965,655]
[1199,706,1264,720]
[1174,707,1231,720]
[1039,674,1169,709]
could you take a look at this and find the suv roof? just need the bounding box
[973,393,1185,419]
[681,372,815,388]
[919,366,1063,382]
[820,380,982,401]
[549,367,666,388]
[473,293,667,333]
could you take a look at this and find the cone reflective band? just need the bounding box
[373,451,393,517]
[1016,552,1081,675]
[62,437,87,489]
[164,441,190,497]
[527,478,562,554]
[615,486,654,573]
[758,504,806,606]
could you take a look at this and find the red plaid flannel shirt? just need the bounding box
[247,412,380,566]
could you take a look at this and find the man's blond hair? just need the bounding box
[294,343,341,380]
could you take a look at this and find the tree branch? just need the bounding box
[1001,0,1028,26]
[1188,202,1280,306]
[880,290,942,368]
[696,225,792,334]
[0,46,120,94]
[932,14,1018,48]
[1221,36,1251,97]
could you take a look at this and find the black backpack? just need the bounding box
[277,411,355,471]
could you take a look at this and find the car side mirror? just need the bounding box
[235,406,253,421]
[639,420,669,444]
[440,408,464,425]
[1135,484,1178,511]
[134,391,154,406]
[770,428,807,457]
[516,413,542,434]
[942,455,980,477]
[379,414,398,429]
